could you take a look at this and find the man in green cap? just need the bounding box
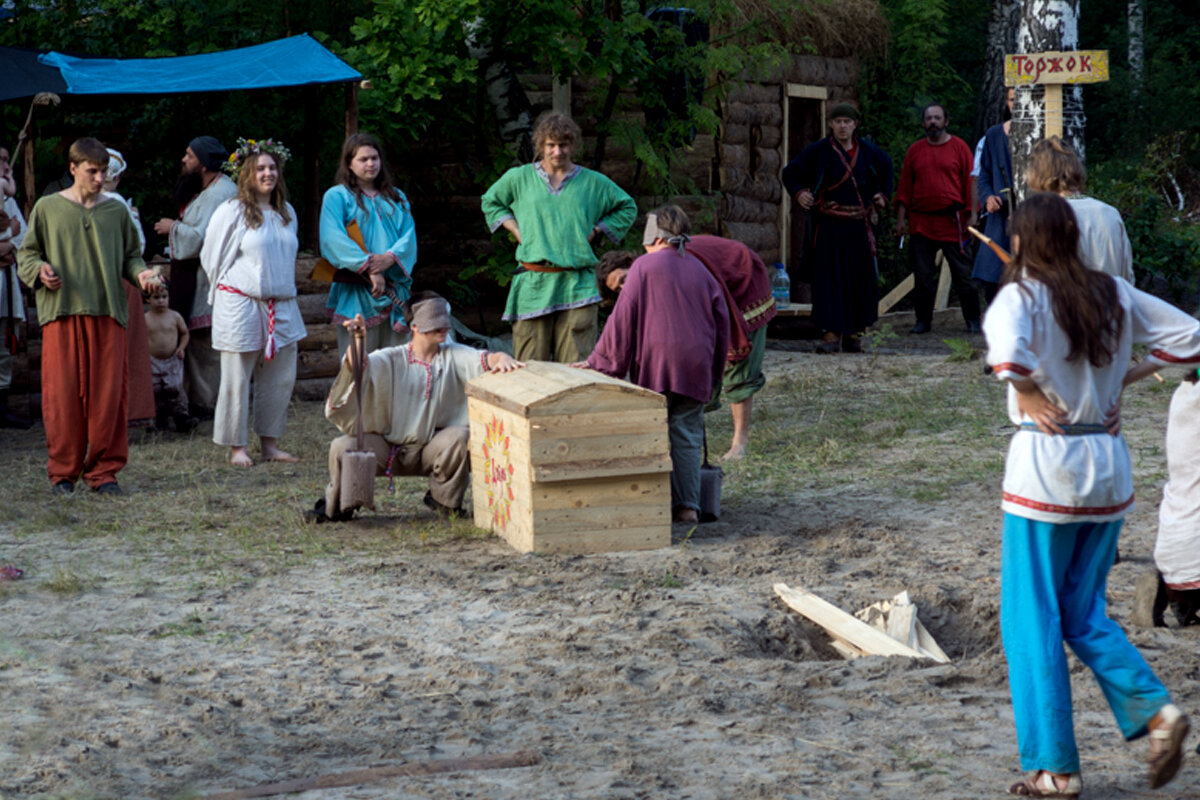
[783,102,893,353]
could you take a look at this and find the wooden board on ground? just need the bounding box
[853,591,950,664]
[876,252,953,316]
[771,303,812,318]
[773,583,926,659]
[933,252,951,311]
[878,274,914,316]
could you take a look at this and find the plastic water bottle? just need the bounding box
[771,262,791,310]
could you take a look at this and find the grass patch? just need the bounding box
[724,356,1008,498]
[0,399,484,586]
[0,351,1182,599]
[45,568,96,595]
[645,569,684,589]
[153,614,208,639]
[942,337,979,362]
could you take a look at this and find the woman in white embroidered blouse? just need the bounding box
[983,192,1196,798]
[201,144,306,467]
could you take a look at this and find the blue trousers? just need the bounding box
[1001,513,1171,773]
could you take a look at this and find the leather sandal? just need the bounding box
[1148,704,1189,789]
[1008,771,1081,798]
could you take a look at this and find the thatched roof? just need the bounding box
[722,0,889,60]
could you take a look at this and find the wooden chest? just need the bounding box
[465,361,672,554]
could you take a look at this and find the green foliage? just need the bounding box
[1082,0,1200,160]
[942,337,978,363]
[1090,142,1200,306]
[344,0,482,133]
[45,568,94,595]
[0,0,370,240]
[857,0,980,158]
[343,0,790,184]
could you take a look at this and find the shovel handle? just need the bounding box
[351,332,367,451]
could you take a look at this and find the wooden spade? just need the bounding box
[339,328,376,511]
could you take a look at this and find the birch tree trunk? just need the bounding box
[1128,0,1144,105]
[973,0,1019,140]
[1011,0,1082,201]
[465,20,534,164]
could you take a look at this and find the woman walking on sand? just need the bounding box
[201,139,305,467]
[983,192,1194,797]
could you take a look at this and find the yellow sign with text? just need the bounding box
[1005,50,1109,86]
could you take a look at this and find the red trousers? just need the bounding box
[41,315,129,488]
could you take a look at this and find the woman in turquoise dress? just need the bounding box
[320,133,416,355]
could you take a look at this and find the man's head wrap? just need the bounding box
[828,103,860,121]
[189,136,227,172]
[411,296,452,333]
[105,148,127,181]
[642,212,690,253]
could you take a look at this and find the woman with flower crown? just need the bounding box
[319,133,416,357]
[200,139,306,467]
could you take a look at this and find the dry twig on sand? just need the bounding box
[200,750,543,800]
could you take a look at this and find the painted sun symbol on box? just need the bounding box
[481,415,516,528]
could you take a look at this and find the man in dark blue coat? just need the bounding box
[783,103,893,353]
[971,88,1014,302]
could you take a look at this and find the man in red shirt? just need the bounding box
[895,103,981,334]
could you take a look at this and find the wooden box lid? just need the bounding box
[466,361,665,418]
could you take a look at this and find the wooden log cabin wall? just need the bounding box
[717,55,860,275]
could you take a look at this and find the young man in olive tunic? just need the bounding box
[482,111,636,363]
[17,138,160,495]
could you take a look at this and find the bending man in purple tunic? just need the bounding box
[579,206,729,523]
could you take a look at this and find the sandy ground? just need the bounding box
[1,337,1198,800]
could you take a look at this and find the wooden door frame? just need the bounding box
[780,84,828,269]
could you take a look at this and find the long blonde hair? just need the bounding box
[236,151,291,229]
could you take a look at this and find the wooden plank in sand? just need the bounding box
[915,619,951,663]
[773,582,927,659]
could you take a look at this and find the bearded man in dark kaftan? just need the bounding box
[782,103,892,353]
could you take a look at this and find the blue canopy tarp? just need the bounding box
[0,45,69,102]
[36,34,360,96]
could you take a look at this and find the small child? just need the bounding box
[145,285,195,432]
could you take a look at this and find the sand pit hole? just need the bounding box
[740,611,844,662]
[744,586,1000,664]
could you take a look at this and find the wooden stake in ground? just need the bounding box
[199,750,543,800]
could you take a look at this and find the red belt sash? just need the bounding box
[217,284,278,360]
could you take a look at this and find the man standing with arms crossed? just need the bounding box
[153,136,236,415]
[894,103,981,334]
[18,137,161,494]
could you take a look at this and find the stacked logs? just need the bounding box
[719,84,784,264]
[716,57,860,266]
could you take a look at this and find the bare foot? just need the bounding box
[261,437,300,463]
[722,442,747,462]
[229,447,254,467]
